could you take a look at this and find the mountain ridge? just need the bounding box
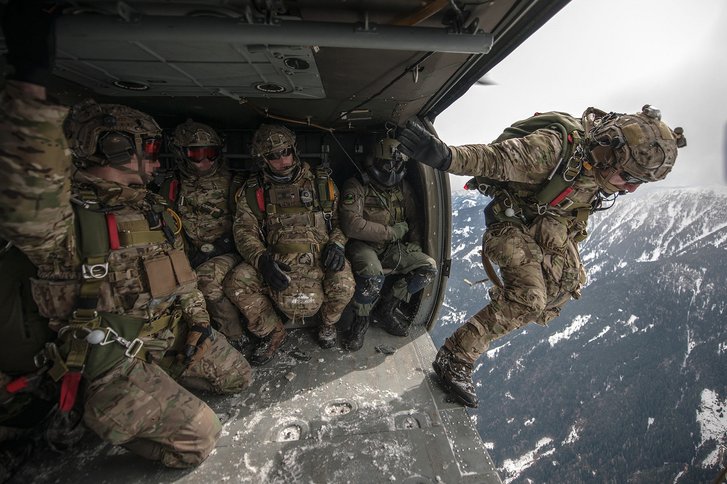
[433,185,727,483]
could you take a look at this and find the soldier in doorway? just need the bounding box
[339,137,438,351]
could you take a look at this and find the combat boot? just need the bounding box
[432,347,478,408]
[250,324,287,366]
[318,325,337,349]
[374,295,411,337]
[345,315,370,351]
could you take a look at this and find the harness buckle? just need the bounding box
[124,339,144,358]
[558,198,575,210]
[100,327,119,346]
[82,263,109,279]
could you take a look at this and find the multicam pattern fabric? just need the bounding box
[177,168,234,249]
[444,127,596,364]
[83,358,221,468]
[225,162,354,335]
[0,82,252,467]
[175,168,245,339]
[195,253,244,338]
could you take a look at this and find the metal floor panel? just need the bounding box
[11,326,501,484]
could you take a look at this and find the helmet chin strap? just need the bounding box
[593,166,621,194]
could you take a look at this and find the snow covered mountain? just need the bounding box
[432,186,727,483]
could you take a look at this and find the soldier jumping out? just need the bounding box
[166,120,248,349]
[224,124,355,364]
[339,137,438,351]
[398,107,685,407]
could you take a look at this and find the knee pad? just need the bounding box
[353,274,385,304]
[405,266,438,294]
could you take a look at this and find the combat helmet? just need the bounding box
[170,119,224,177]
[583,105,686,188]
[366,137,408,188]
[63,99,162,174]
[251,124,300,183]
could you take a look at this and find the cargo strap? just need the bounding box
[42,311,182,385]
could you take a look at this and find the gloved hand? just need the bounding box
[179,323,213,366]
[258,251,291,291]
[322,241,346,272]
[1,1,57,86]
[397,120,452,171]
[390,221,409,241]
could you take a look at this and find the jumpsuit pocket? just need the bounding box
[532,216,568,253]
[484,225,542,268]
[30,278,80,320]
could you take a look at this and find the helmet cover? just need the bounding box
[170,119,223,177]
[251,124,300,182]
[63,99,161,168]
[585,105,684,183]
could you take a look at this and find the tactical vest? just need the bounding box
[473,112,594,237]
[38,189,189,387]
[361,178,406,227]
[242,166,335,257]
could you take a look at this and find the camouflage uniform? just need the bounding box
[223,124,354,361]
[0,82,252,467]
[397,107,683,407]
[168,120,245,341]
[340,176,436,314]
[224,162,355,337]
[444,128,593,363]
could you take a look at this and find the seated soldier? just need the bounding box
[224,124,355,364]
[166,120,247,349]
[339,138,438,351]
[0,74,253,465]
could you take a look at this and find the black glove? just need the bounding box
[397,120,452,171]
[179,323,213,366]
[258,252,291,291]
[213,236,236,255]
[322,241,346,272]
[1,1,57,86]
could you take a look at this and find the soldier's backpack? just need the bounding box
[470,111,586,208]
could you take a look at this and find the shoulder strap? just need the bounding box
[243,175,266,222]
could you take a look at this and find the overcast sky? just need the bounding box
[435,0,727,193]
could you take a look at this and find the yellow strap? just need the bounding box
[118,230,166,246]
[271,242,319,254]
[138,311,181,338]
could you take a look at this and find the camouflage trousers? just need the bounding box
[347,240,437,316]
[445,222,586,364]
[83,329,252,468]
[223,259,355,337]
[196,253,245,339]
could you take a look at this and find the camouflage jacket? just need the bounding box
[233,162,347,269]
[177,167,234,249]
[0,81,209,327]
[339,176,420,251]
[449,128,602,238]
